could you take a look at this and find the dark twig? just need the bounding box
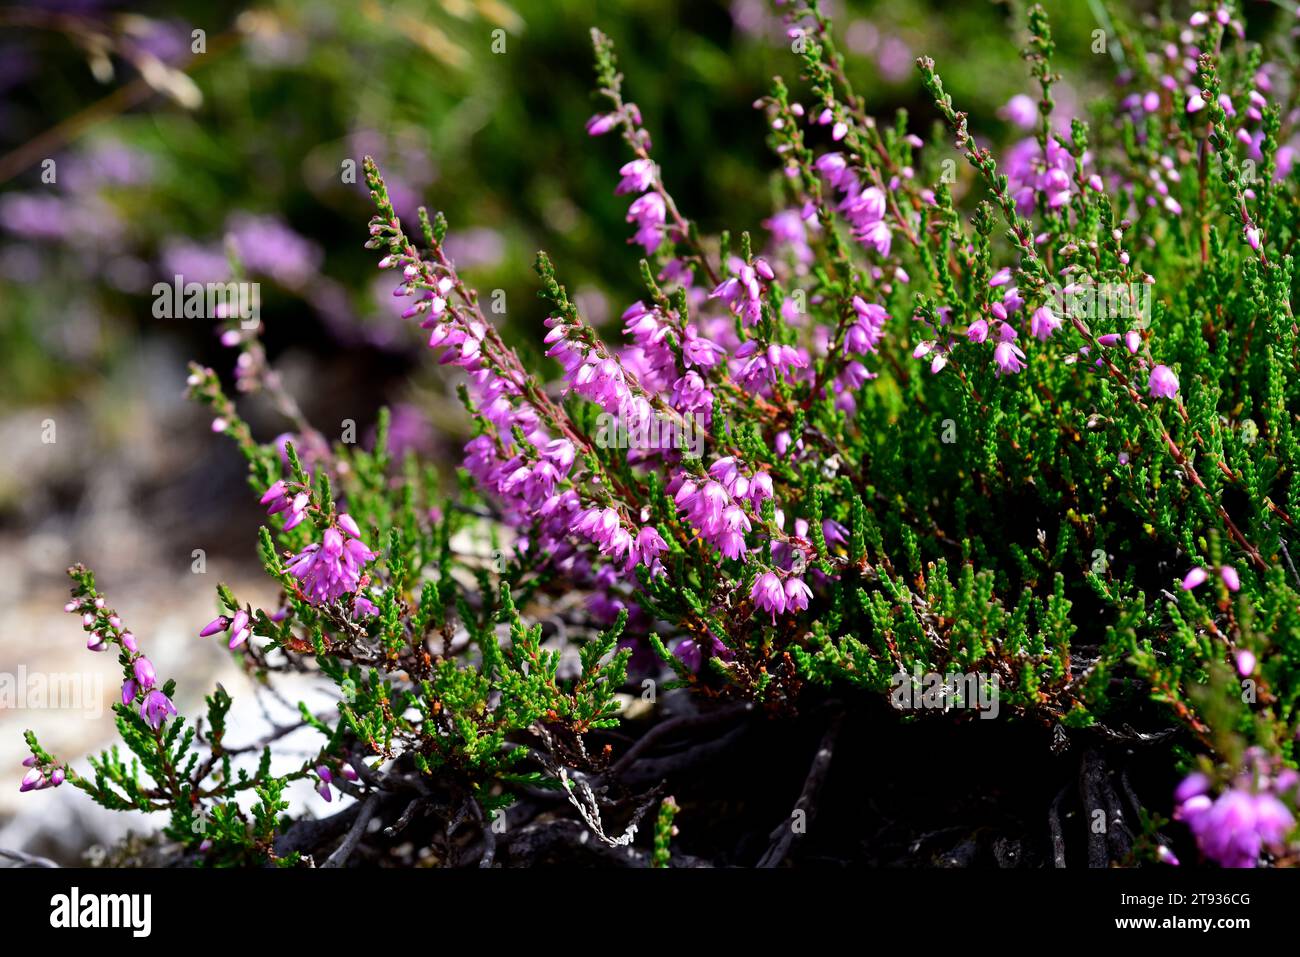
[1048,784,1069,869]
[383,797,426,839]
[757,711,844,868]
[322,794,379,868]
[503,818,713,867]
[0,847,59,868]
[470,798,497,868]
[608,702,753,779]
[1078,749,1110,868]
[274,801,365,857]
[617,723,751,789]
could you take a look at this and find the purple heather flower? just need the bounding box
[121,678,138,705]
[1180,788,1294,868]
[586,113,617,136]
[287,522,377,605]
[967,319,989,344]
[784,576,812,613]
[814,151,849,187]
[674,632,730,672]
[353,595,378,618]
[633,526,668,569]
[120,631,138,653]
[260,480,286,506]
[1148,364,1179,399]
[993,341,1026,376]
[1182,567,1208,590]
[20,768,44,792]
[1176,772,1211,803]
[673,638,703,673]
[1030,305,1061,342]
[1000,94,1037,129]
[1235,649,1256,676]
[140,689,177,730]
[315,766,334,801]
[574,506,622,553]
[49,768,65,787]
[712,263,766,327]
[681,327,725,369]
[822,519,849,549]
[228,609,251,649]
[262,480,311,531]
[626,192,666,254]
[1221,566,1240,592]
[752,572,786,623]
[816,152,892,255]
[1003,136,1079,214]
[616,159,656,196]
[133,657,156,690]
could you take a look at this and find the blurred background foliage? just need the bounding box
[0,0,1117,420]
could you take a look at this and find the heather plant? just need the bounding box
[18,1,1300,868]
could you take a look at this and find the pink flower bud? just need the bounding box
[585,113,617,136]
[199,616,231,637]
[133,657,157,690]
